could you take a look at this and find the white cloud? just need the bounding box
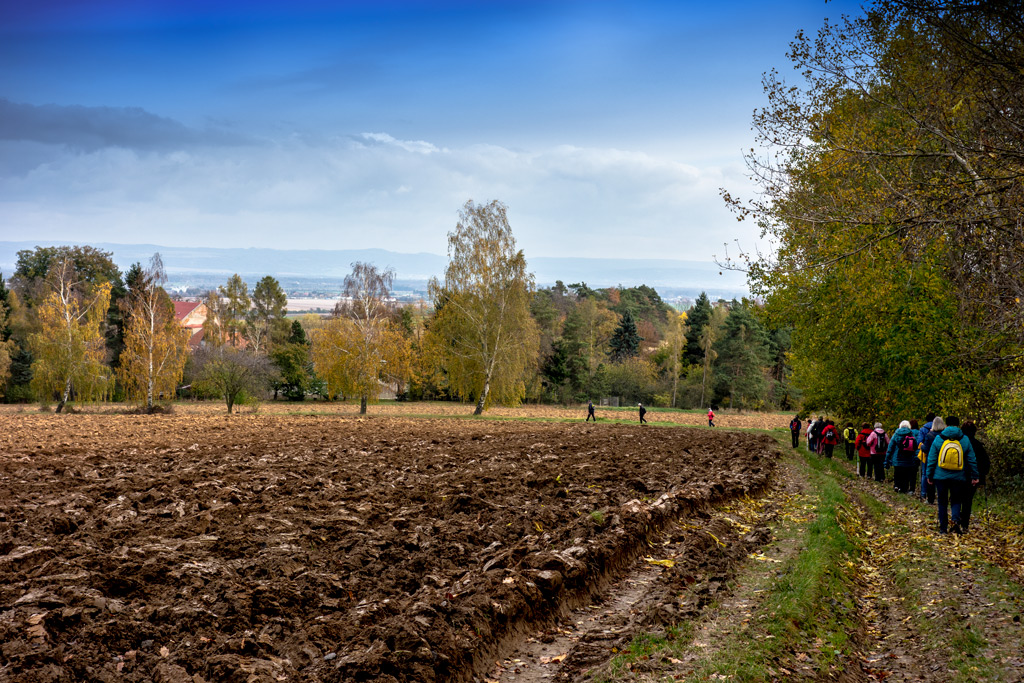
[0,131,763,262]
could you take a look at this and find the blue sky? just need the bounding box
[0,0,864,263]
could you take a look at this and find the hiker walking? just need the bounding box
[918,413,936,500]
[638,403,648,424]
[821,420,839,458]
[810,416,825,455]
[789,415,802,448]
[926,416,979,535]
[586,400,596,422]
[842,422,857,460]
[959,421,989,534]
[919,417,944,504]
[855,422,873,477]
[866,422,888,482]
[885,420,918,493]
[806,416,818,453]
[707,408,715,427]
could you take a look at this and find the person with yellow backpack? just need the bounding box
[925,416,980,535]
[842,422,857,460]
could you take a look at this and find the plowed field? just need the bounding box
[0,413,778,682]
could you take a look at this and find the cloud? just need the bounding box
[0,98,252,152]
[357,132,442,155]
[0,127,762,262]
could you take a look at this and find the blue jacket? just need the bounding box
[885,427,918,468]
[926,426,979,483]
[918,422,933,443]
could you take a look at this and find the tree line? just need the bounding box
[0,201,793,414]
[725,0,1024,483]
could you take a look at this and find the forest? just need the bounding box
[0,201,793,422]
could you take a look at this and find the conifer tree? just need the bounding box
[609,309,640,361]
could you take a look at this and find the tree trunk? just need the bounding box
[56,377,73,414]
[474,379,490,416]
[700,363,707,409]
[360,394,367,414]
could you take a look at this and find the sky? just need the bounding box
[0,0,865,264]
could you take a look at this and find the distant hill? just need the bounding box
[0,241,748,300]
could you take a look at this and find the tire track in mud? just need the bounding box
[486,458,789,683]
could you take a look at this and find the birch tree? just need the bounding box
[29,257,113,412]
[117,254,189,410]
[310,263,411,413]
[427,200,539,414]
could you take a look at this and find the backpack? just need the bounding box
[937,439,965,471]
[898,433,915,456]
[823,426,838,445]
[871,432,888,455]
[843,427,855,442]
[790,419,799,431]
[917,442,928,464]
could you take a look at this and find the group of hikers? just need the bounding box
[789,414,990,535]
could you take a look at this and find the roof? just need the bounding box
[173,300,203,320]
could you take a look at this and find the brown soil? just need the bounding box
[6,401,791,430]
[0,413,779,682]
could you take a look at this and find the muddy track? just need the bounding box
[0,414,780,683]
[488,455,788,682]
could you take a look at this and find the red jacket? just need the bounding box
[822,425,839,446]
[854,428,873,458]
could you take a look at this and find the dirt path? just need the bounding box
[828,457,1024,682]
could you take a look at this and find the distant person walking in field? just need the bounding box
[843,422,857,460]
[960,421,989,534]
[866,422,888,482]
[885,420,918,493]
[806,417,818,453]
[926,416,979,534]
[821,419,839,458]
[586,400,596,422]
[789,415,802,448]
[919,416,944,504]
[638,403,648,424]
[707,408,715,427]
[855,422,873,477]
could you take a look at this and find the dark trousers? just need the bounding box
[791,431,800,447]
[858,457,870,477]
[586,411,595,422]
[920,468,935,503]
[845,442,855,460]
[960,484,978,532]
[823,443,835,458]
[893,466,916,493]
[935,479,965,532]
[808,436,817,453]
[872,455,885,482]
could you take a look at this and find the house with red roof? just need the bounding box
[173,300,208,350]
